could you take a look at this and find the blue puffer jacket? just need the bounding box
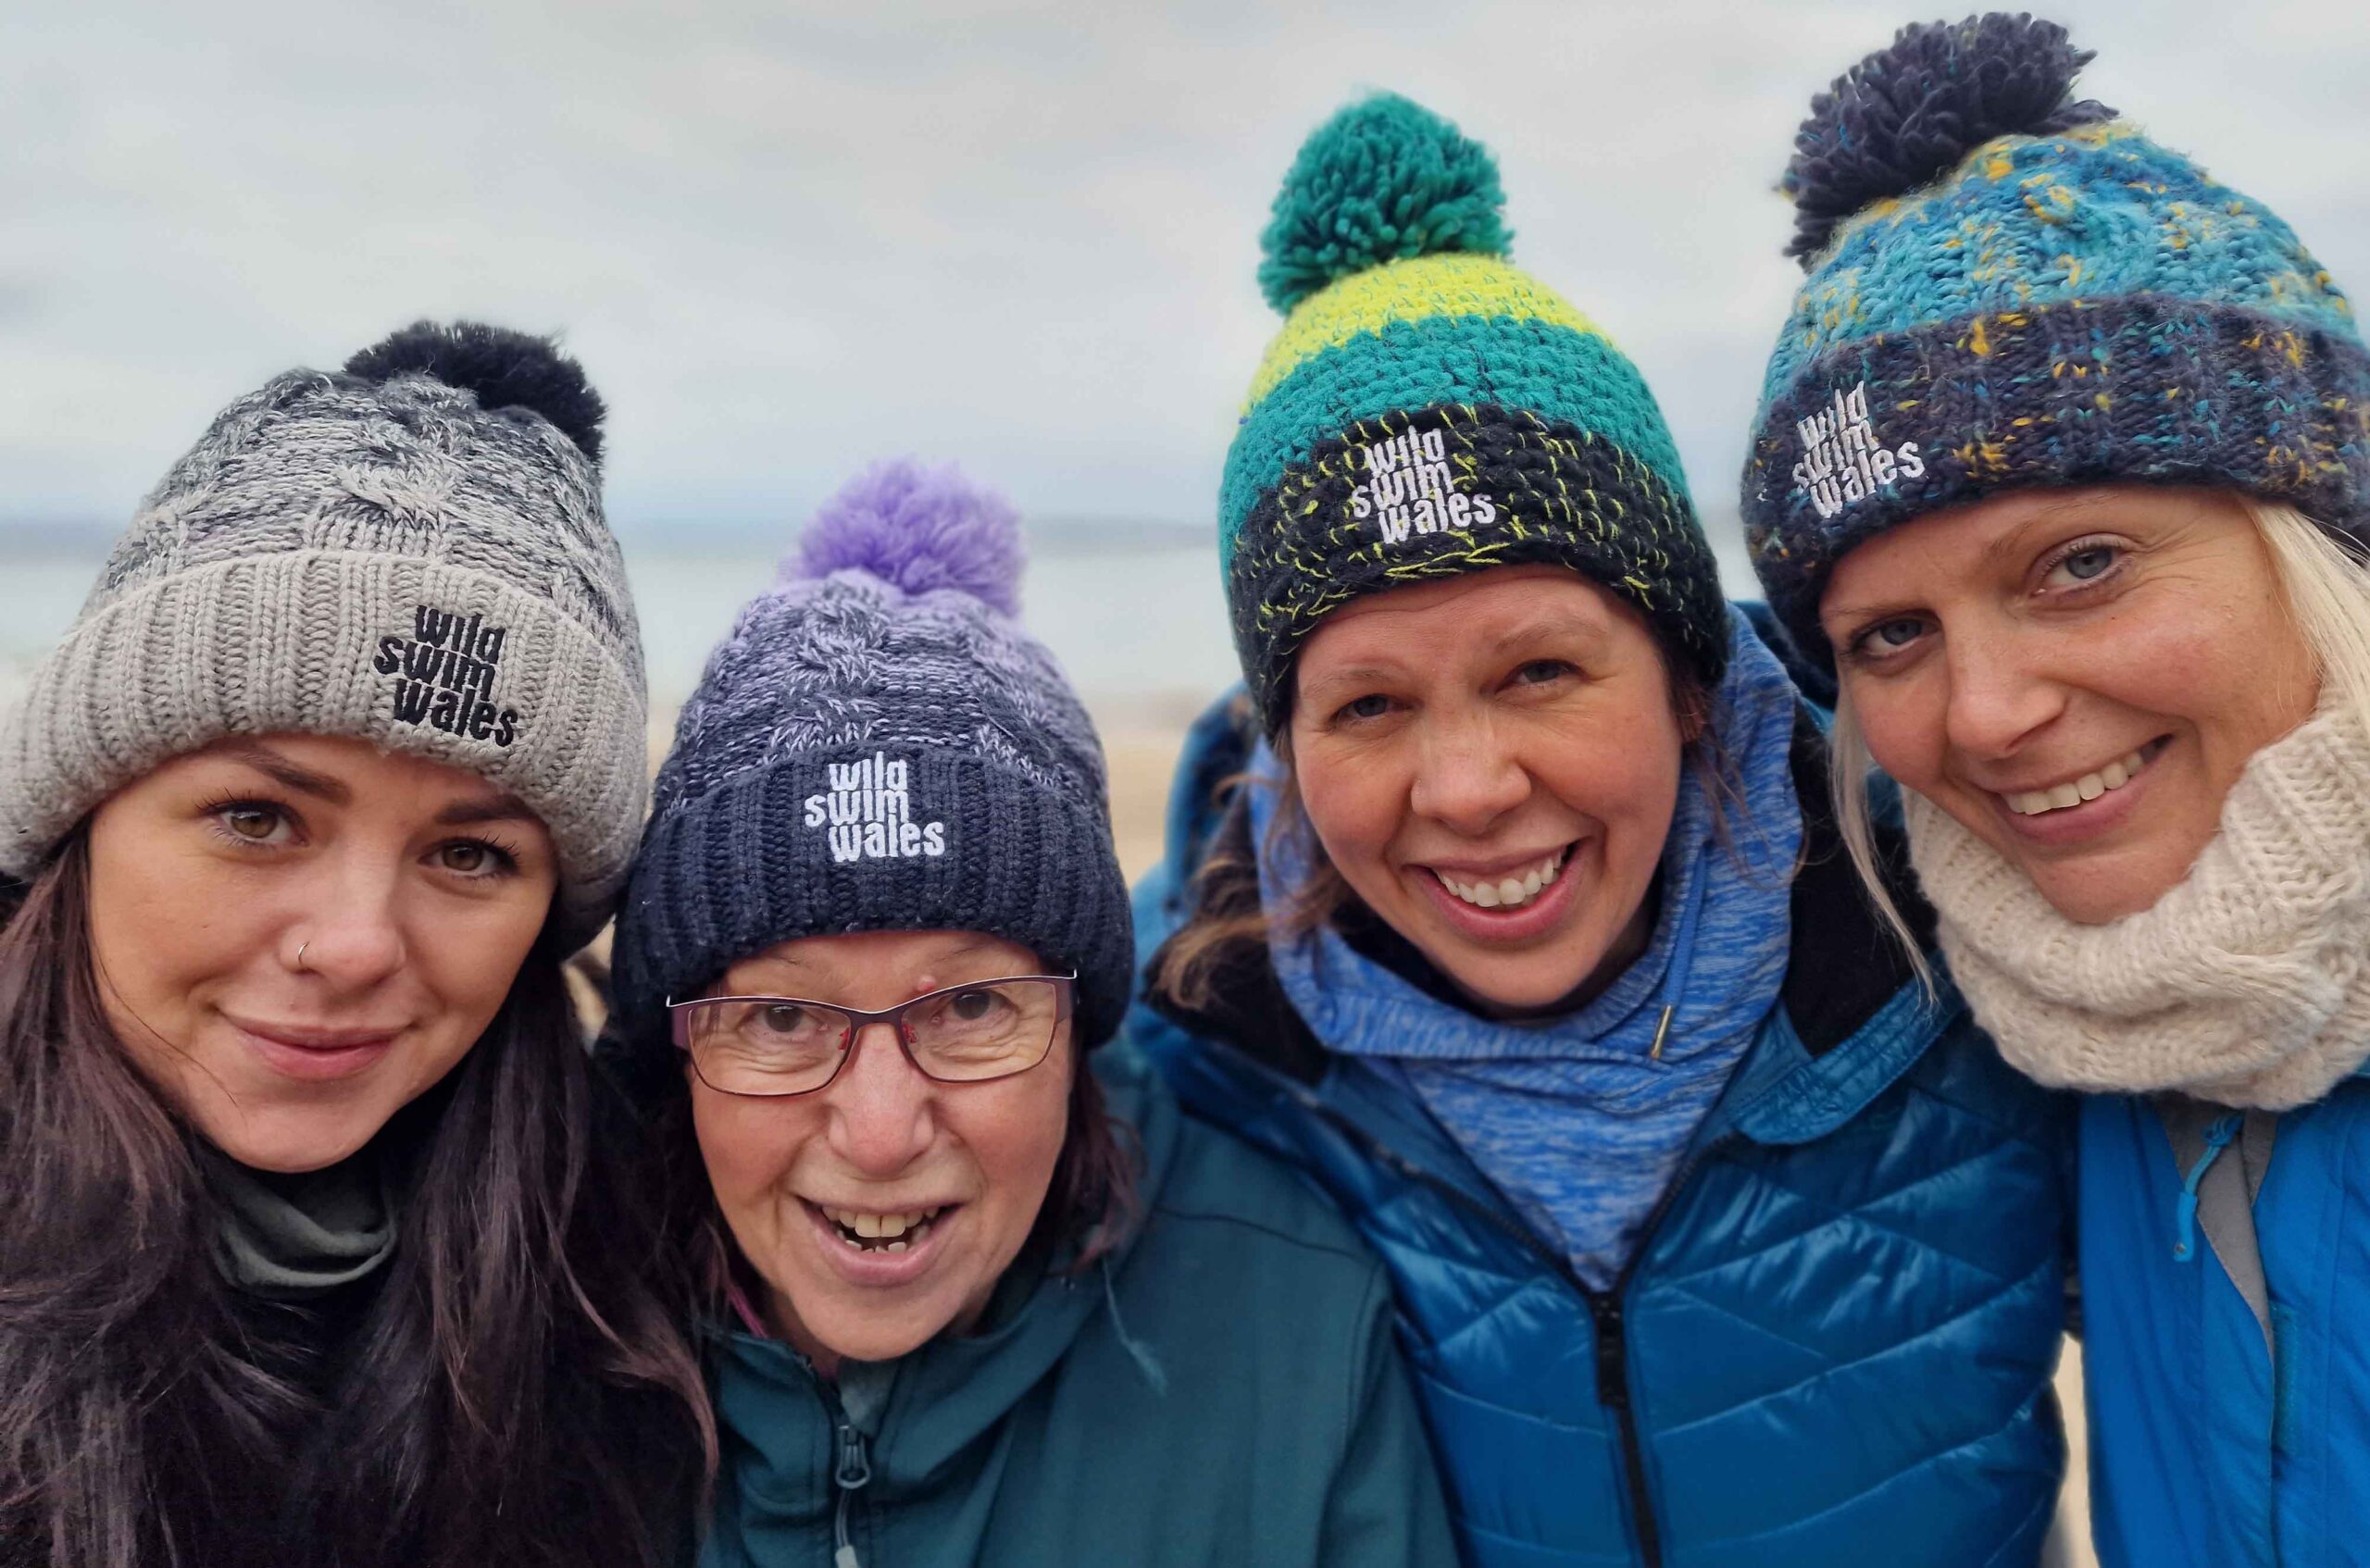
[2079,1082,2370,1567]
[1128,688,2075,1568]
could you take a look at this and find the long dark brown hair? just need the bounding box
[0,831,712,1568]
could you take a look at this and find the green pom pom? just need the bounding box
[1256,93,1512,314]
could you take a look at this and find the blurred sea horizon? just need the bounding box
[0,513,1765,725]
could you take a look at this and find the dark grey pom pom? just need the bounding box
[1782,13,2114,266]
[343,320,606,462]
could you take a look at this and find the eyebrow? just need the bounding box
[431,791,541,828]
[210,740,537,828]
[1979,496,2118,571]
[723,935,1009,994]
[212,740,351,805]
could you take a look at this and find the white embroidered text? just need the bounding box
[1791,381,1924,520]
[1350,426,1499,545]
[803,752,947,864]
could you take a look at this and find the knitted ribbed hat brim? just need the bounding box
[1744,292,2370,662]
[0,549,646,948]
[612,744,1133,1049]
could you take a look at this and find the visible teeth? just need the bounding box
[1435,850,1568,911]
[825,1206,942,1249]
[2005,745,2159,815]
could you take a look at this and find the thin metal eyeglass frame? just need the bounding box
[665,974,1077,1098]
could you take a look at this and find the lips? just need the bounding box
[1411,840,1587,946]
[224,1013,402,1082]
[803,1198,960,1285]
[1430,847,1569,911]
[1997,737,2171,816]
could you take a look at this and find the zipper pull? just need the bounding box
[831,1422,872,1568]
[1588,1295,1629,1411]
[834,1422,872,1491]
[2173,1113,2242,1263]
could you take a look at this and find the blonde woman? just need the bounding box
[1743,18,2370,1566]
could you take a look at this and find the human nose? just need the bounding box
[1406,709,1529,835]
[287,850,408,989]
[824,1022,936,1177]
[1940,622,2067,763]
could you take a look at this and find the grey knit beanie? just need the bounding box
[0,321,647,949]
[611,460,1132,1049]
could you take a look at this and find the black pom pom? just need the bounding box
[343,320,606,462]
[1782,13,2115,266]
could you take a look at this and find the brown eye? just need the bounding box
[433,840,512,877]
[212,803,288,842]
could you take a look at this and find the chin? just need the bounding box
[199,1111,383,1175]
[2015,843,2201,926]
[806,1307,947,1363]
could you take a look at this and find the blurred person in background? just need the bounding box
[1745,17,2370,1567]
[605,461,1453,1568]
[0,324,707,1567]
[1131,93,2074,1567]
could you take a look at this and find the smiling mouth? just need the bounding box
[1429,847,1570,911]
[817,1203,951,1254]
[1998,738,2171,817]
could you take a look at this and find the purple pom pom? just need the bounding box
[785,460,1025,616]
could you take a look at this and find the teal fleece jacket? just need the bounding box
[693,1045,1455,1568]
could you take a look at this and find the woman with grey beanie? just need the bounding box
[0,323,707,1567]
[606,460,1453,1568]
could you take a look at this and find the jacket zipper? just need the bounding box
[803,1368,873,1568]
[1280,1079,1709,1568]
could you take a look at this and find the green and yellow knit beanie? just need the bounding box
[1220,93,1727,731]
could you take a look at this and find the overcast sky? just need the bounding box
[7,0,2368,549]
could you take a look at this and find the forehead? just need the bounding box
[1300,565,1640,662]
[1825,485,2250,608]
[155,732,534,814]
[721,929,1042,998]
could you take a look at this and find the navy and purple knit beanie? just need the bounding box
[610,462,1132,1047]
[1223,93,1728,732]
[1744,14,2370,662]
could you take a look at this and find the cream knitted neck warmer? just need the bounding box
[1904,702,2370,1111]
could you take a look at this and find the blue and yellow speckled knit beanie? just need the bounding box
[1744,14,2370,662]
[1222,93,1727,731]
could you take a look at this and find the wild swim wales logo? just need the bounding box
[805,753,948,864]
[374,604,520,747]
[1351,425,1500,545]
[1792,381,1924,520]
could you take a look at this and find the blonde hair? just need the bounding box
[1828,495,2370,974]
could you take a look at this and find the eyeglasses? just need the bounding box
[666,974,1076,1098]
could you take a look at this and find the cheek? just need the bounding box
[1294,745,1398,863]
[408,900,551,1033]
[962,1071,1072,1227]
[84,819,262,1025]
[1840,671,1946,790]
[692,1089,809,1212]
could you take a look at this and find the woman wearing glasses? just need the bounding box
[0,324,705,1566]
[606,461,1453,1568]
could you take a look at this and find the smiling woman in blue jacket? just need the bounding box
[1737,18,2370,1567]
[1131,93,2074,1568]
